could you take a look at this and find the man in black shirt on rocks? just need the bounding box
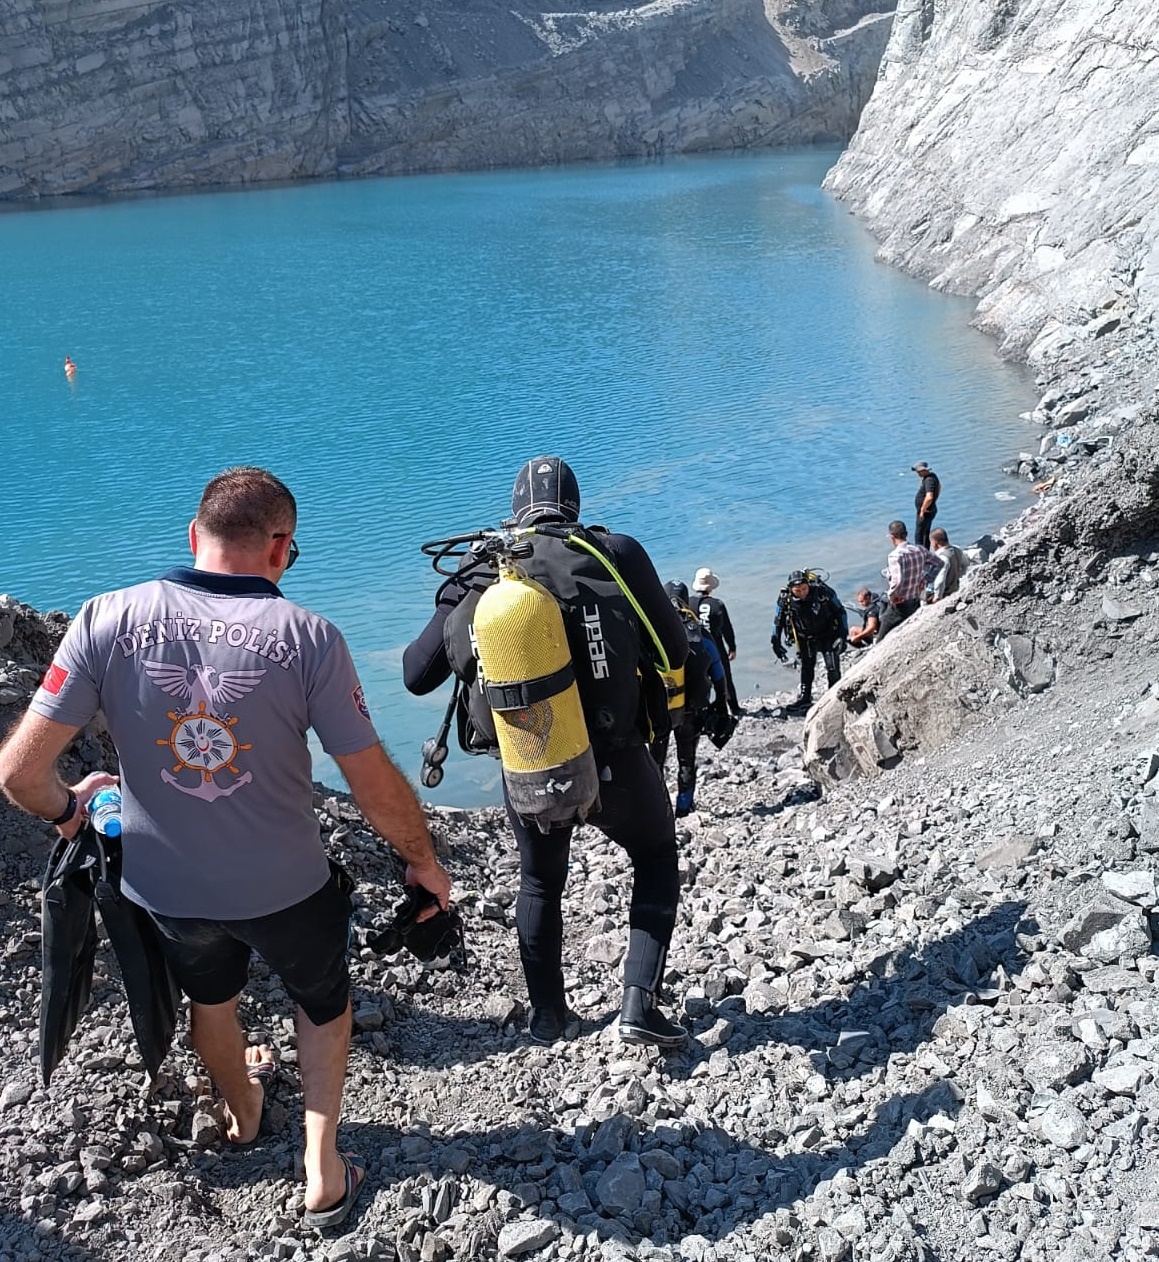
[403,457,690,1050]
[912,461,941,548]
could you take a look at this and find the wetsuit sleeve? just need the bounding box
[719,602,737,655]
[402,607,454,696]
[606,534,688,669]
[703,635,724,683]
[402,563,472,696]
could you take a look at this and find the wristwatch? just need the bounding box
[46,789,79,827]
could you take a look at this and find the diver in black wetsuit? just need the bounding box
[771,570,847,713]
[403,456,690,1049]
[691,567,742,718]
[650,581,728,818]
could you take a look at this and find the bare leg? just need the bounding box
[297,1000,357,1212]
[189,998,271,1144]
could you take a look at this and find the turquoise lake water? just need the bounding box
[0,149,1037,804]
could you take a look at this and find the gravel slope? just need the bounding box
[2,555,1157,1260]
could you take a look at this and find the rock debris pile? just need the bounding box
[1,576,1158,1261]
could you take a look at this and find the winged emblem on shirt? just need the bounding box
[142,660,266,711]
[142,658,264,802]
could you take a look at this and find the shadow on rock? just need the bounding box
[340,1081,964,1253]
[668,900,1031,1085]
[0,1208,119,1259]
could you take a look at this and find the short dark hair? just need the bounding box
[197,467,296,545]
[931,527,948,545]
[888,520,907,540]
[855,586,872,601]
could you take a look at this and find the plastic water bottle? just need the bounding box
[89,787,122,838]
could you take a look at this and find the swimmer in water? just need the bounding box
[64,356,76,378]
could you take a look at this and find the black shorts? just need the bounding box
[149,863,353,1026]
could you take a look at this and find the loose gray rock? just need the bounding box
[961,1163,1003,1204]
[975,835,1038,870]
[0,1082,33,1110]
[595,1154,646,1217]
[1101,594,1143,622]
[1023,1041,1091,1092]
[1059,893,1151,960]
[497,1220,560,1258]
[998,633,1056,695]
[1036,1102,1088,1151]
[1092,1058,1150,1096]
[1101,870,1158,906]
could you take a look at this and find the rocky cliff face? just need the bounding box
[809,0,1159,786]
[824,0,1159,366]
[0,0,894,199]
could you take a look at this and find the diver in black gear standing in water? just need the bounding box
[403,457,690,1049]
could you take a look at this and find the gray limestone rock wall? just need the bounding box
[0,0,895,200]
[805,0,1159,787]
[823,0,1159,365]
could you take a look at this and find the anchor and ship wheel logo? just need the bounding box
[161,704,247,779]
[143,660,266,802]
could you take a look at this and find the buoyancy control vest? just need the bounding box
[676,606,712,713]
[777,574,848,648]
[444,528,652,828]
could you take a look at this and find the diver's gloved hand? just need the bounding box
[771,639,788,662]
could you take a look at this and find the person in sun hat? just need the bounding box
[691,567,742,719]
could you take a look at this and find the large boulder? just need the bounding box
[803,598,1055,788]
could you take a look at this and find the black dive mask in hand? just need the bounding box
[369,885,467,968]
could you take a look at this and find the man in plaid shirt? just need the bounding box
[877,520,943,643]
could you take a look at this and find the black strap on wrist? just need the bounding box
[46,789,78,827]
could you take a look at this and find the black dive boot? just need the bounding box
[785,692,812,715]
[619,987,687,1049]
[529,1006,581,1045]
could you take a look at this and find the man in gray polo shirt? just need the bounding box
[0,466,451,1230]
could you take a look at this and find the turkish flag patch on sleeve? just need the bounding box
[42,663,70,695]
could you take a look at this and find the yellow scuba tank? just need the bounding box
[473,566,600,832]
[661,664,686,728]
